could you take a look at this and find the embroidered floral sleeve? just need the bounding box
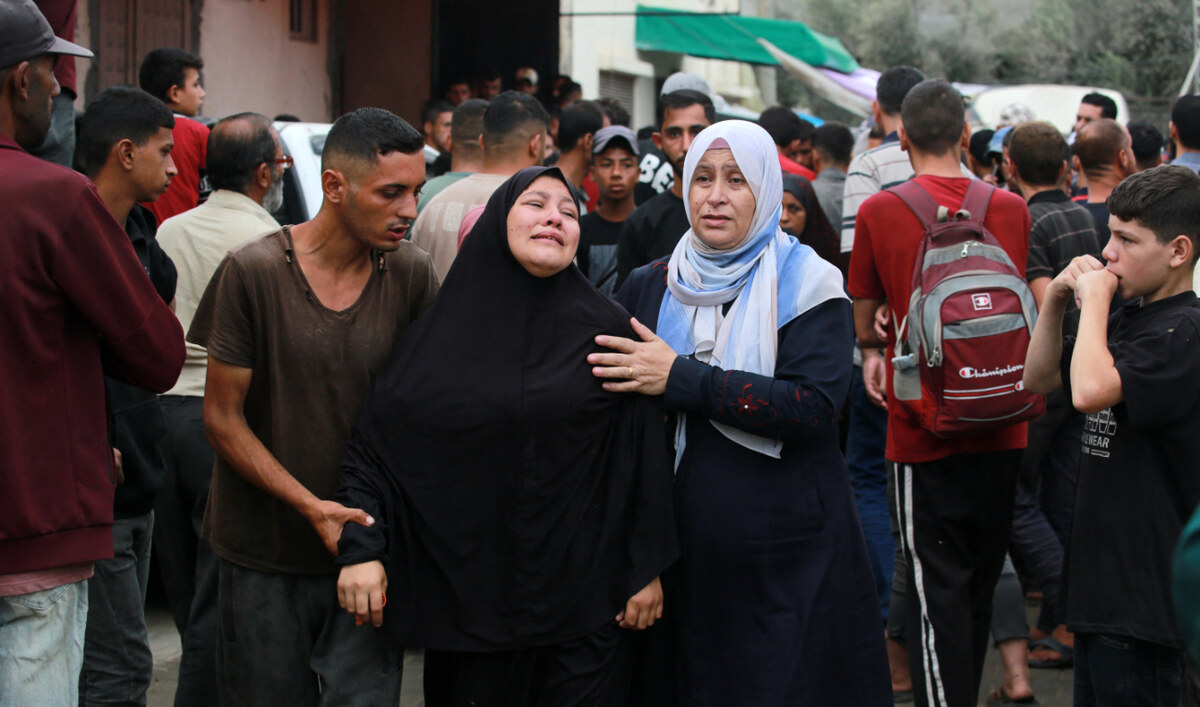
[665,358,835,441]
[662,299,854,443]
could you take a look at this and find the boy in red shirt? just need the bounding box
[849,79,1032,707]
[138,47,209,223]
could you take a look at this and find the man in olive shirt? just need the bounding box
[189,108,438,705]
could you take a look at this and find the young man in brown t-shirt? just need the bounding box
[189,108,439,705]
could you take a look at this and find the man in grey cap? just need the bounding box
[579,125,639,295]
[634,71,713,205]
[0,2,186,703]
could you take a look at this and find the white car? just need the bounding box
[967,85,1129,135]
[273,121,332,224]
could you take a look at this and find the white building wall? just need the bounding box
[198,0,332,122]
[561,0,765,129]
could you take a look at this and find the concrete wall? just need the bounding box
[198,0,332,122]
[340,0,432,126]
[561,0,765,127]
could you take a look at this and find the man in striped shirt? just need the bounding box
[839,65,927,701]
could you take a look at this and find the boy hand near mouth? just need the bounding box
[1023,164,1200,706]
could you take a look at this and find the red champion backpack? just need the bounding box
[886,179,1044,437]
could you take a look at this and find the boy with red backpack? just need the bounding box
[849,79,1033,707]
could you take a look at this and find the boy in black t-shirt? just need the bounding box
[578,126,639,296]
[1024,165,1200,706]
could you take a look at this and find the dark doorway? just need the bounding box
[433,0,558,102]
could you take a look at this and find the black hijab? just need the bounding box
[782,174,848,277]
[336,166,678,651]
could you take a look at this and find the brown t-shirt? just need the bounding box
[188,228,439,574]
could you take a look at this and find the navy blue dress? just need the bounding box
[618,259,891,706]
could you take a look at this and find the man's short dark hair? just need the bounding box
[877,66,926,116]
[138,48,203,104]
[596,97,630,127]
[812,122,853,167]
[558,101,604,153]
[206,113,277,194]
[558,81,583,104]
[1081,92,1118,120]
[1009,121,1068,187]
[757,107,814,148]
[322,107,424,172]
[481,91,550,154]
[76,85,175,178]
[655,90,715,131]
[1172,95,1200,151]
[450,99,489,154]
[968,129,996,165]
[1108,165,1200,259]
[1074,118,1128,174]
[421,99,453,130]
[1128,120,1165,170]
[900,79,964,156]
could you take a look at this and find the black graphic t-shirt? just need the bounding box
[1059,290,1200,648]
[578,212,624,297]
[634,140,675,205]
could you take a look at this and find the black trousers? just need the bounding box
[154,395,219,707]
[893,449,1021,707]
[424,621,634,707]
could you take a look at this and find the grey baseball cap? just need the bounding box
[593,125,639,156]
[0,0,93,69]
[660,72,711,98]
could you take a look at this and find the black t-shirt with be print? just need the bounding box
[1059,291,1200,648]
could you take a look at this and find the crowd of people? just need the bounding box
[6,0,1200,706]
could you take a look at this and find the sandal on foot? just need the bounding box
[1028,636,1074,669]
[986,686,1039,706]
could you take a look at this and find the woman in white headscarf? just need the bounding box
[590,121,890,705]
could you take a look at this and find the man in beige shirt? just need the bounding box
[154,112,283,707]
[412,91,549,280]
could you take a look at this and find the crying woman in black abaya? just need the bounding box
[332,166,678,705]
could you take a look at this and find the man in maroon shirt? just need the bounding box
[0,2,184,703]
[849,79,1032,707]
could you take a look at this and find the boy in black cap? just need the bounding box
[1024,164,1200,706]
[579,125,639,295]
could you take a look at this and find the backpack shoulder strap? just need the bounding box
[960,179,994,223]
[886,180,943,228]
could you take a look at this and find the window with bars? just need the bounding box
[290,0,318,42]
[598,71,635,118]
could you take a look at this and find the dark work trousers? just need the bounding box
[154,395,218,707]
[30,89,76,168]
[1074,633,1184,707]
[216,561,404,706]
[845,367,895,621]
[79,512,154,706]
[990,555,1029,645]
[1010,393,1081,633]
[424,621,634,707]
[894,449,1021,707]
